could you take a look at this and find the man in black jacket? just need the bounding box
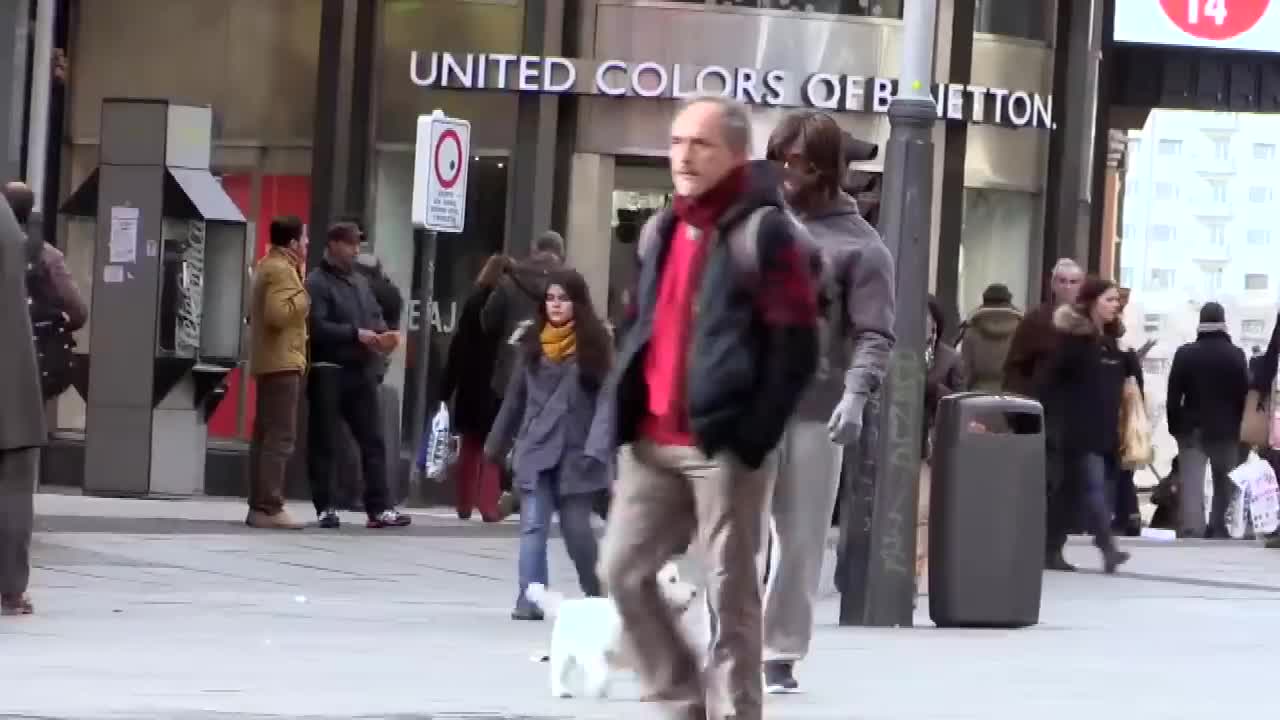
[306,222,412,530]
[1167,301,1249,538]
[599,96,819,720]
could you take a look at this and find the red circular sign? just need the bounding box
[434,128,463,190]
[1160,0,1269,41]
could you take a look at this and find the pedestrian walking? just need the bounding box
[599,95,819,720]
[245,216,309,530]
[305,222,412,529]
[1043,276,1135,574]
[1004,258,1083,570]
[440,255,509,522]
[1167,302,1249,538]
[758,111,895,695]
[6,181,86,401]
[484,269,613,620]
[482,231,566,399]
[0,191,46,616]
[958,283,1020,392]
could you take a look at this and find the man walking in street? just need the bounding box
[958,283,1021,392]
[0,192,46,616]
[1167,302,1249,538]
[1004,258,1084,571]
[759,111,895,695]
[245,216,310,530]
[600,96,819,720]
[306,222,412,529]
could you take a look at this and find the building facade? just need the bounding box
[23,0,1103,495]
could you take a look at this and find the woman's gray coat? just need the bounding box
[485,352,613,496]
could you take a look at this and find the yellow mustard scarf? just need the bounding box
[540,321,577,362]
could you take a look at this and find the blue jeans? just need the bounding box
[1048,451,1117,554]
[515,468,601,611]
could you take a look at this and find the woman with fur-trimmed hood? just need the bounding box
[1042,276,1139,575]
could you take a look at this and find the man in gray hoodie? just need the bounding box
[760,113,896,693]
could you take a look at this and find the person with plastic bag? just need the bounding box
[1043,276,1136,574]
[484,268,614,621]
[1167,301,1249,539]
[435,255,509,522]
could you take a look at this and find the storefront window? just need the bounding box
[958,188,1038,315]
[974,0,1049,41]
[710,0,902,16]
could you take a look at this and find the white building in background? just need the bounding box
[1121,109,1278,476]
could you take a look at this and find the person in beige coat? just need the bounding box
[0,192,47,616]
[246,217,310,530]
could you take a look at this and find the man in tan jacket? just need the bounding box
[246,216,310,530]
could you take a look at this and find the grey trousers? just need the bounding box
[0,448,38,596]
[1176,435,1241,536]
[760,420,843,664]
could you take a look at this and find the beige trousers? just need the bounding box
[600,440,770,720]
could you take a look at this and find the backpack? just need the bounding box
[25,237,76,399]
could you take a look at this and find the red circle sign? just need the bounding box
[434,128,463,190]
[1160,0,1269,41]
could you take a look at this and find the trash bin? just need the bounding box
[929,392,1045,629]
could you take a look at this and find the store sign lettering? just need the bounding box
[407,299,456,334]
[409,51,1054,130]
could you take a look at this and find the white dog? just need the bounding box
[525,561,712,699]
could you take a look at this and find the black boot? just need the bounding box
[1102,547,1131,574]
[1045,550,1076,572]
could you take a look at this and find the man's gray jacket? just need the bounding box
[0,195,47,451]
[793,192,896,420]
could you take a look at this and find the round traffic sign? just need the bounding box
[1160,0,1269,41]
[434,128,463,190]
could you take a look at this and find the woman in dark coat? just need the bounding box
[1043,276,1137,574]
[485,268,614,620]
[924,295,966,459]
[439,255,509,522]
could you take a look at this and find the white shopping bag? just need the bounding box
[1239,452,1280,535]
[424,403,459,481]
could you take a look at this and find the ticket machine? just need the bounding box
[61,99,247,496]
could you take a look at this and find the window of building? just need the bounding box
[1248,228,1271,245]
[1206,223,1226,246]
[1244,319,1268,336]
[1155,182,1177,200]
[1159,139,1183,156]
[1208,180,1228,202]
[973,0,1047,39]
[1142,357,1170,376]
[1122,223,1136,240]
[1119,267,1135,288]
[721,0,904,15]
[1150,224,1175,243]
[1250,185,1273,203]
[1254,143,1277,161]
[1147,269,1176,291]
[1202,267,1223,293]
[1213,138,1231,160]
[1245,274,1270,291]
[1129,138,1142,156]
[1143,313,1163,333]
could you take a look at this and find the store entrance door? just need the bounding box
[609,161,672,326]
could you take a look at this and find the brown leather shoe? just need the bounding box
[1,593,33,616]
[246,509,305,530]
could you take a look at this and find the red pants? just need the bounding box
[456,434,502,521]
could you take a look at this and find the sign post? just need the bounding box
[408,110,471,490]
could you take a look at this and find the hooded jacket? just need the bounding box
[1046,305,1138,455]
[612,160,819,469]
[960,304,1022,392]
[482,251,562,397]
[1167,329,1249,443]
[792,192,896,420]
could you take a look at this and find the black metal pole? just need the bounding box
[839,0,937,628]
[408,229,438,475]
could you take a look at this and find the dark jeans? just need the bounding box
[1113,468,1140,531]
[514,468,601,611]
[307,365,390,519]
[1048,451,1117,555]
[248,371,301,515]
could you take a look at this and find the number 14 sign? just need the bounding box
[1161,0,1269,40]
